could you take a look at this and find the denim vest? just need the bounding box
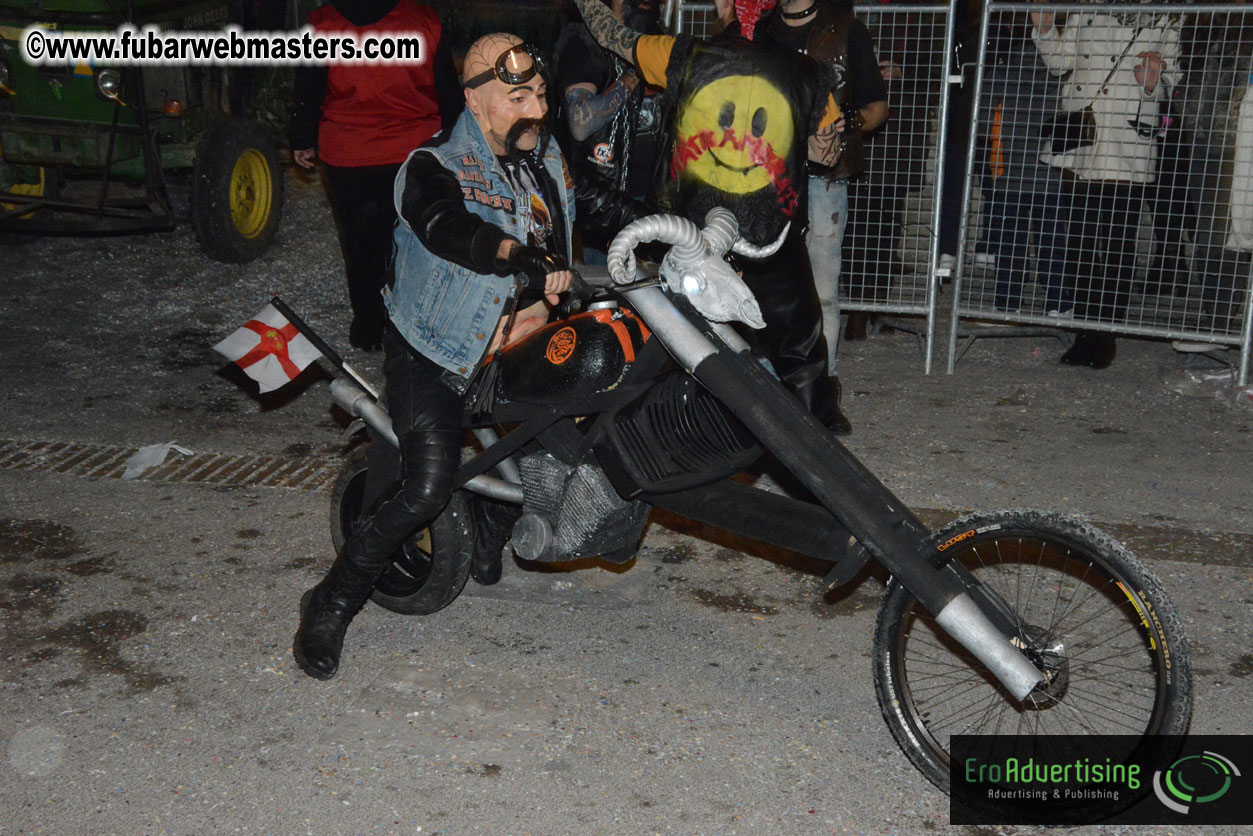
[385,112,574,389]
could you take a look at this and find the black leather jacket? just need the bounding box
[400,145,643,275]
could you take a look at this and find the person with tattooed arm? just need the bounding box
[569,0,850,432]
[553,0,668,261]
[554,0,667,197]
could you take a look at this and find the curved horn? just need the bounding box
[731,222,791,259]
[700,207,739,258]
[606,214,705,284]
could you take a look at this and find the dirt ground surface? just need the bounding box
[1,170,1250,835]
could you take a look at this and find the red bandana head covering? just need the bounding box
[734,0,777,41]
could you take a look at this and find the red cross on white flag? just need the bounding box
[213,304,322,393]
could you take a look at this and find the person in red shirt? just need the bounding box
[291,0,462,350]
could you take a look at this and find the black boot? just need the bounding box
[294,429,460,680]
[293,536,388,680]
[469,496,522,585]
[826,377,853,436]
[1060,332,1116,369]
[844,312,868,341]
[785,369,852,435]
[1086,333,1116,369]
[1060,332,1095,366]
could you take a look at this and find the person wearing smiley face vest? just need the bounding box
[571,0,851,433]
[761,0,888,436]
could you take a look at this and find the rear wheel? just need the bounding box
[872,509,1192,793]
[330,445,473,615]
[191,117,283,263]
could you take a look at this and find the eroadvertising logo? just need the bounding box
[1152,750,1241,814]
[950,735,1251,825]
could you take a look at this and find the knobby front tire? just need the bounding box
[872,509,1192,793]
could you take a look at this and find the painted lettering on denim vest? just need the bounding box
[457,169,491,187]
[461,186,515,214]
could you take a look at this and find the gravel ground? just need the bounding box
[0,167,1250,835]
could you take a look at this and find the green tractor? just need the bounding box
[0,0,577,260]
[0,0,300,262]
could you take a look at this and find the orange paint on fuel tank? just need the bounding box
[546,327,577,365]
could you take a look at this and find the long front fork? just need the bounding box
[625,286,1043,701]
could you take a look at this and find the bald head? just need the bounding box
[462,33,549,157]
[463,33,523,84]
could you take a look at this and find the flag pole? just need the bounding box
[270,296,380,401]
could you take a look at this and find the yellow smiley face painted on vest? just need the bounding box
[674,74,795,195]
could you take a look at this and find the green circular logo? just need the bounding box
[1153,751,1240,814]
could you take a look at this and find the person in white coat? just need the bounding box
[1031,5,1179,368]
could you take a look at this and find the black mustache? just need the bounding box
[504,117,552,164]
[505,118,548,148]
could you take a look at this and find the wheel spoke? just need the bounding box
[1072,646,1157,671]
[919,685,1007,733]
[1041,569,1115,638]
[902,634,980,665]
[908,681,1000,721]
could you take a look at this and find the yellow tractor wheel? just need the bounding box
[0,160,59,245]
[191,118,284,263]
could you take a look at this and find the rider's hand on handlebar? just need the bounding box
[541,269,574,299]
[503,244,571,300]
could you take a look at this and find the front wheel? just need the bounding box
[330,445,473,615]
[872,509,1192,793]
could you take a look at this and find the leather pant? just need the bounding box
[739,229,839,428]
[342,325,466,592]
[323,163,403,342]
[294,324,467,679]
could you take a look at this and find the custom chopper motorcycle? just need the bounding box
[323,208,1192,796]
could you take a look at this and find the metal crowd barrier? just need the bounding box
[841,3,955,374]
[672,1,718,37]
[949,3,1253,385]
[670,1,1252,384]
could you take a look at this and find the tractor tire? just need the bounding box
[191,117,283,263]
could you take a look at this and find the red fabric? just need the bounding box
[734,0,777,41]
[309,0,444,167]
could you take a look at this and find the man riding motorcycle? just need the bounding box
[294,33,639,681]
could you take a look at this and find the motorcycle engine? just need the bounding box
[510,452,650,563]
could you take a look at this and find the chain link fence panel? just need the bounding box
[949,2,1253,384]
[842,3,953,360]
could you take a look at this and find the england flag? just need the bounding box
[213,304,322,393]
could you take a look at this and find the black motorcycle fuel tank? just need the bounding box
[495,305,651,405]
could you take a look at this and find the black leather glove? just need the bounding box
[499,245,567,293]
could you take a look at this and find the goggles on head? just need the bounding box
[464,43,547,89]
